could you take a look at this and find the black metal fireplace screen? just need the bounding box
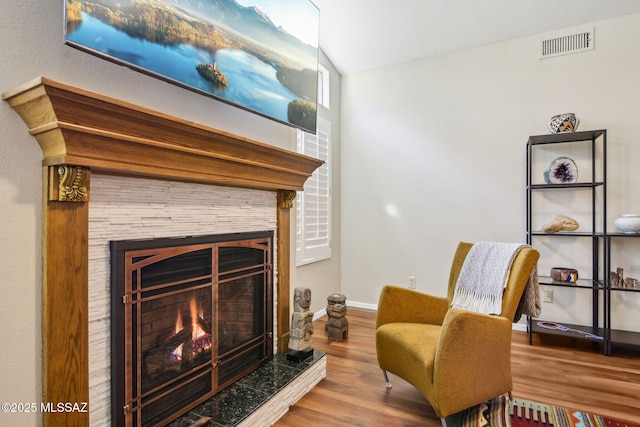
[110,231,273,427]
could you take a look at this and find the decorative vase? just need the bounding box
[614,214,640,234]
[548,113,579,133]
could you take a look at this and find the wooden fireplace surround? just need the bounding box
[3,77,323,426]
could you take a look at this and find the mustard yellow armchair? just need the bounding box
[375,242,539,419]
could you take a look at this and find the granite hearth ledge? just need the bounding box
[169,351,326,427]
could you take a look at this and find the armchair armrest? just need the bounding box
[432,308,513,415]
[376,285,449,329]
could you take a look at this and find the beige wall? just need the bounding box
[340,14,640,330]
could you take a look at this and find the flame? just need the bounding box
[170,296,211,362]
[190,297,206,341]
[171,309,184,360]
[175,309,183,333]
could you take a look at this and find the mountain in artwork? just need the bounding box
[166,0,318,66]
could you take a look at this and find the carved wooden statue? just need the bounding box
[325,293,348,342]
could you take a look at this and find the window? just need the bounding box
[317,64,330,109]
[296,117,331,266]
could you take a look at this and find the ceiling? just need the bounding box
[311,0,640,75]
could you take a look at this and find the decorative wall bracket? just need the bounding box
[49,165,90,202]
[278,190,297,209]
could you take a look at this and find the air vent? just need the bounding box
[539,28,594,59]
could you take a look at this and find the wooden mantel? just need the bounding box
[3,77,322,191]
[3,77,323,426]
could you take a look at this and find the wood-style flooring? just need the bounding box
[275,308,640,427]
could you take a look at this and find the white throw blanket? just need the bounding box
[451,241,526,315]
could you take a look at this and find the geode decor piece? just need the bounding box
[548,113,580,133]
[544,157,578,184]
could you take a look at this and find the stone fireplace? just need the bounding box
[3,77,323,426]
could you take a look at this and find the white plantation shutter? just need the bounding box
[296,118,331,265]
[317,64,330,109]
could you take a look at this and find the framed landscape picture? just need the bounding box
[64,0,320,133]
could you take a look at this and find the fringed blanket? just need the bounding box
[451,242,528,316]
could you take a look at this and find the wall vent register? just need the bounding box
[539,27,594,59]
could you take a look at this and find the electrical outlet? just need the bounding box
[408,276,416,289]
[543,289,553,303]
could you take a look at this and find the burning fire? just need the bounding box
[190,298,205,340]
[170,297,212,361]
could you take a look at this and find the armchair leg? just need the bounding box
[382,370,392,389]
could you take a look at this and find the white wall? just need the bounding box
[340,13,640,332]
[0,1,339,425]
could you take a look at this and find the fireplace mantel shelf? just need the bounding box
[3,77,322,192]
[3,77,321,426]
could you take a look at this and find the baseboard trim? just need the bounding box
[512,322,527,332]
[346,300,378,311]
[313,308,327,321]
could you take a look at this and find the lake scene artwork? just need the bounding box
[65,0,320,132]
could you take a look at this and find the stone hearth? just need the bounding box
[169,351,326,427]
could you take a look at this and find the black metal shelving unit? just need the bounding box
[526,129,608,354]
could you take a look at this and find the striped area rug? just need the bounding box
[446,395,639,427]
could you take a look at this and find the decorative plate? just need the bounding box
[544,157,578,184]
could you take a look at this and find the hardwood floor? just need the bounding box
[275,308,640,426]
